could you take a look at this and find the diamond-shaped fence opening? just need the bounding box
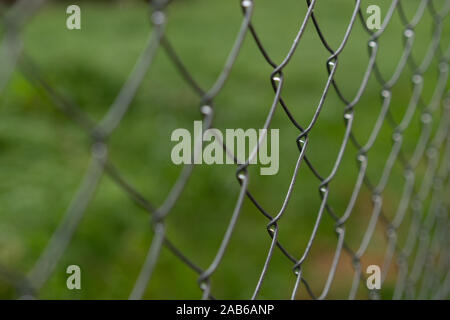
[0,0,448,300]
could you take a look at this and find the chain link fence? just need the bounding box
[0,0,449,299]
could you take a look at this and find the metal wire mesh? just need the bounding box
[0,0,449,300]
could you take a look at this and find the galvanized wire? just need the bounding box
[0,0,449,300]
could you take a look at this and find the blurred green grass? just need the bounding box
[0,0,448,299]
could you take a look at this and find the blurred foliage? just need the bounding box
[0,0,448,299]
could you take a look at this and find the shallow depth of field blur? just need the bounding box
[0,0,449,299]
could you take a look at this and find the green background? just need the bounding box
[0,0,448,299]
